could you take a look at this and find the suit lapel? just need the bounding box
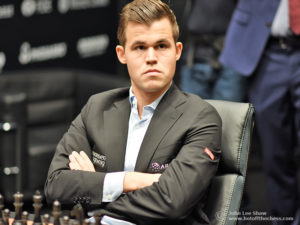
[134,84,187,172]
[104,94,131,172]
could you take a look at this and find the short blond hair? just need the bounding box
[117,0,179,46]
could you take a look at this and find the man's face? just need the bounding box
[116,17,182,96]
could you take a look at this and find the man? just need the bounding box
[180,0,247,102]
[45,0,221,224]
[220,0,300,224]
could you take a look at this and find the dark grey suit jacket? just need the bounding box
[44,84,222,224]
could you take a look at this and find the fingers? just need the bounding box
[80,151,95,172]
[69,154,81,170]
[68,151,95,172]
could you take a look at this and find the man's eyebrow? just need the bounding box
[156,39,170,43]
[131,39,171,47]
[131,41,146,46]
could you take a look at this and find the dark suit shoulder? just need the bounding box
[182,92,221,119]
[84,87,129,109]
[90,87,129,102]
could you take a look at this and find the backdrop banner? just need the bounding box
[0,0,117,74]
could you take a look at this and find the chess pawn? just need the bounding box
[52,201,61,225]
[21,211,28,225]
[2,209,10,225]
[62,216,69,225]
[33,191,43,225]
[82,219,90,225]
[42,214,50,225]
[12,192,24,225]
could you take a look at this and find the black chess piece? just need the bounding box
[21,211,28,225]
[42,214,50,225]
[52,201,61,225]
[32,191,43,225]
[70,204,84,225]
[12,192,24,225]
[3,209,10,225]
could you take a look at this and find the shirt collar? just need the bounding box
[129,83,172,110]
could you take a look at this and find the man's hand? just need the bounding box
[123,172,161,192]
[69,151,161,192]
[69,151,95,172]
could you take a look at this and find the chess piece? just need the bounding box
[62,216,69,225]
[93,213,100,225]
[21,211,28,225]
[52,201,61,225]
[33,191,43,225]
[70,204,84,225]
[12,192,24,225]
[42,214,50,225]
[82,219,90,225]
[2,209,10,225]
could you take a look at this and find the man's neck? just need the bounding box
[132,85,171,118]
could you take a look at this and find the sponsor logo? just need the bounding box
[18,42,67,65]
[77,34,109,58]
[21,0,53,17]
[0,52,6,72]
[92,151,106,168]
[150,162,169,172]
[58,0,110,14]
[0,4,14,20]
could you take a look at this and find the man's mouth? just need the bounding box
[144,69,161,75]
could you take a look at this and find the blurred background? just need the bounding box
[0,1,299,225]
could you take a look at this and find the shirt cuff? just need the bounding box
[101,215,136,225]
[102,171,125,202]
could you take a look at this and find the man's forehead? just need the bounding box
[125,18,174,44]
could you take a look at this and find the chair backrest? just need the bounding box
[204,100,255,225]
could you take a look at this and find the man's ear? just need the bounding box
[116,45,126,64]
[175,42,183,61]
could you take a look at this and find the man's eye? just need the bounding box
[136,46,145,50]
[158,44,166,49]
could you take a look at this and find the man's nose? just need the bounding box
[145,48,157,64]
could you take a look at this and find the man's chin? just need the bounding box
[143,84,169,94]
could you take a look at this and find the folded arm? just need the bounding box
[94,111,222,223]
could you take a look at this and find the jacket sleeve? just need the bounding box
[94,107,222,224]
[44,97,106,205]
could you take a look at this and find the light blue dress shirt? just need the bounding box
[100,87,168,225]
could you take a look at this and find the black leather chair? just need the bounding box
[204,100,255,225]
[0,68,130,202]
